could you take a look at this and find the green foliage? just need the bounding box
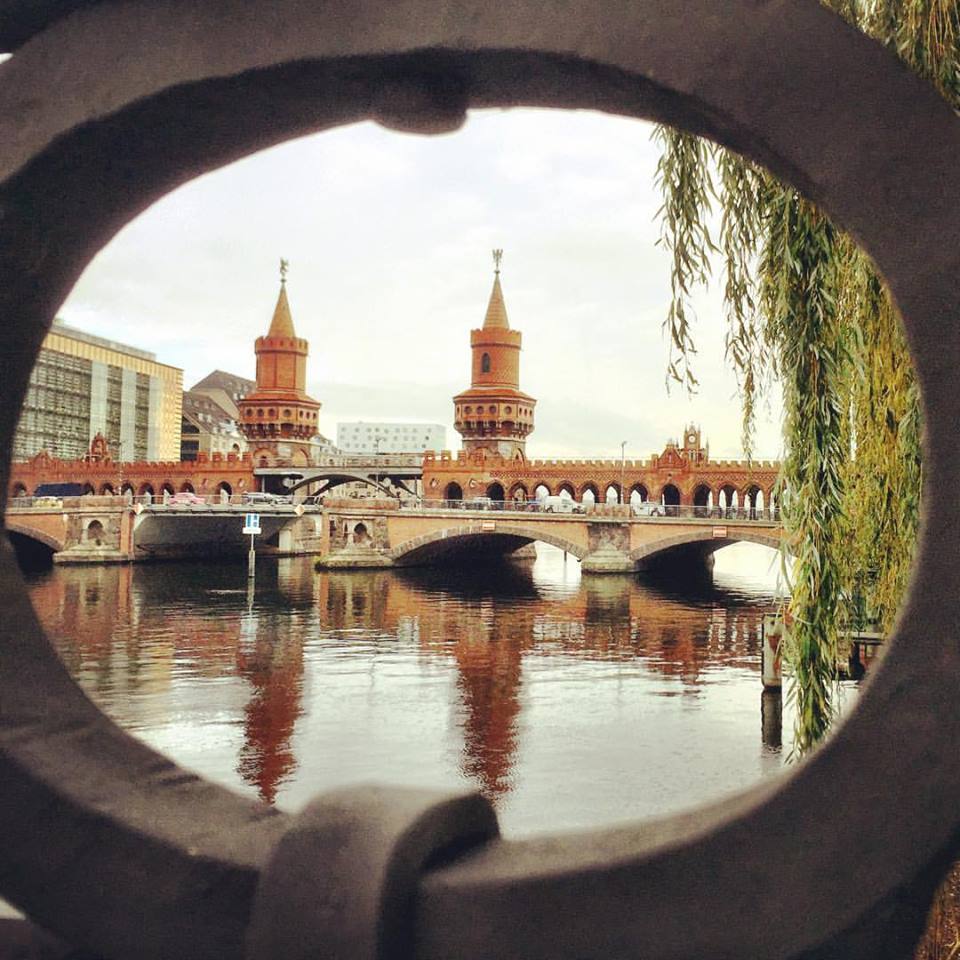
[764,194,847,751]
[652,0,950,754]
[653,127,715,392]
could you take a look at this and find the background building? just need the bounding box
[181,370,255,461]
[336,421,446,454]
[13,320,183,462]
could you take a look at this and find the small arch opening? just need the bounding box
[85,519,105,547]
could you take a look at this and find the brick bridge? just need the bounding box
[319,499,784,574]
[421,429,781,514]
[5,498,325,564]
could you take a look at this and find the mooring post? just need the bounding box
[761,614,782,691]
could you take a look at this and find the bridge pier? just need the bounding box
[581,522,635,574]
[315,546,394,569]
[581,545,635,574]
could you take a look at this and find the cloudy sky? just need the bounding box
[59,107,783,462]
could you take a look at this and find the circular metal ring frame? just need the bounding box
[1,2,958,958]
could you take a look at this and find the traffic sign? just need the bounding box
[242,513,262,535]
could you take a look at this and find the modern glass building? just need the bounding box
[13,320,183,462]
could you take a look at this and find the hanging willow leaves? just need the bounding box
[652,0,951,754]
[652,126,714,391]
[764,194,847,751]
[716,149,766,457]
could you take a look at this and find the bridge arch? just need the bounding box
[629,483,648,504]
[287,471,396,498]
[389,523,588,565]
[5,521,65,554]
[693,483,713,516]
[742,484,763,519]
[659,483,681,516]
[718,484,739,514]
[631,528,783,565]
[486,482,505,501]
[579,482,599,504]
[508,482,528,501]
[85,519,106,546]
[556,481,576,500]
[444,481,462,501]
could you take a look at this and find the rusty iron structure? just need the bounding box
[1,2,959,958]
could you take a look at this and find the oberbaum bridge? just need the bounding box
[7,257,781,573]
[3,5,959,960]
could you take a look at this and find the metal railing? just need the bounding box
[7,493,317,510]
[394,498,780,521]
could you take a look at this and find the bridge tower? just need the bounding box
[453,251,536,461]
[238,262,322,467]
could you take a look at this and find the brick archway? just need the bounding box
[5,521,65,554]
[631,529,783,565]
[389,523,587,563]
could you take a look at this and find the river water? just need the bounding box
[23,543,841,837]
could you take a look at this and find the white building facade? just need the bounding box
[336,421,446,454]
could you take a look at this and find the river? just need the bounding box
[23,543,851,837]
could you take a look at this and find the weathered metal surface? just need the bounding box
[246,787,498,960]
[0,0,95,50]
[0,2,958,958]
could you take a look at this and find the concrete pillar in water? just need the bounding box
[761,689,782,750]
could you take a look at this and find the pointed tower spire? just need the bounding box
[238,260,323,466]
[453,249,536,461]
[483,249,510,330]
[268,258,296,338]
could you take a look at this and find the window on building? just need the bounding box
[481,353,491,373]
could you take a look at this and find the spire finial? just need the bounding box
[280,258,289,285]
[492,249,503,275]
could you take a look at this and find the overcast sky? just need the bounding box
[59,107,783,462]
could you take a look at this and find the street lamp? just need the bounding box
[620,440,628,509]
[374,435,385,497]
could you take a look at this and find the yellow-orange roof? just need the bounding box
[483,273,510,330]
[268,283,296,338]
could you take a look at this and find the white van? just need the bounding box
[542,495,582,514]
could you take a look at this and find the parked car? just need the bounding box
[243,491,290,504]
[168,491,206,506]
[541,495,583,514]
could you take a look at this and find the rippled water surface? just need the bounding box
[24,544,831,836]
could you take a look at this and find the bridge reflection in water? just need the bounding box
[24,545,819,835]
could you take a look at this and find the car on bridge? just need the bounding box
[168,491,206,506]
[243,491,290,505]
[541,496,584,514]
